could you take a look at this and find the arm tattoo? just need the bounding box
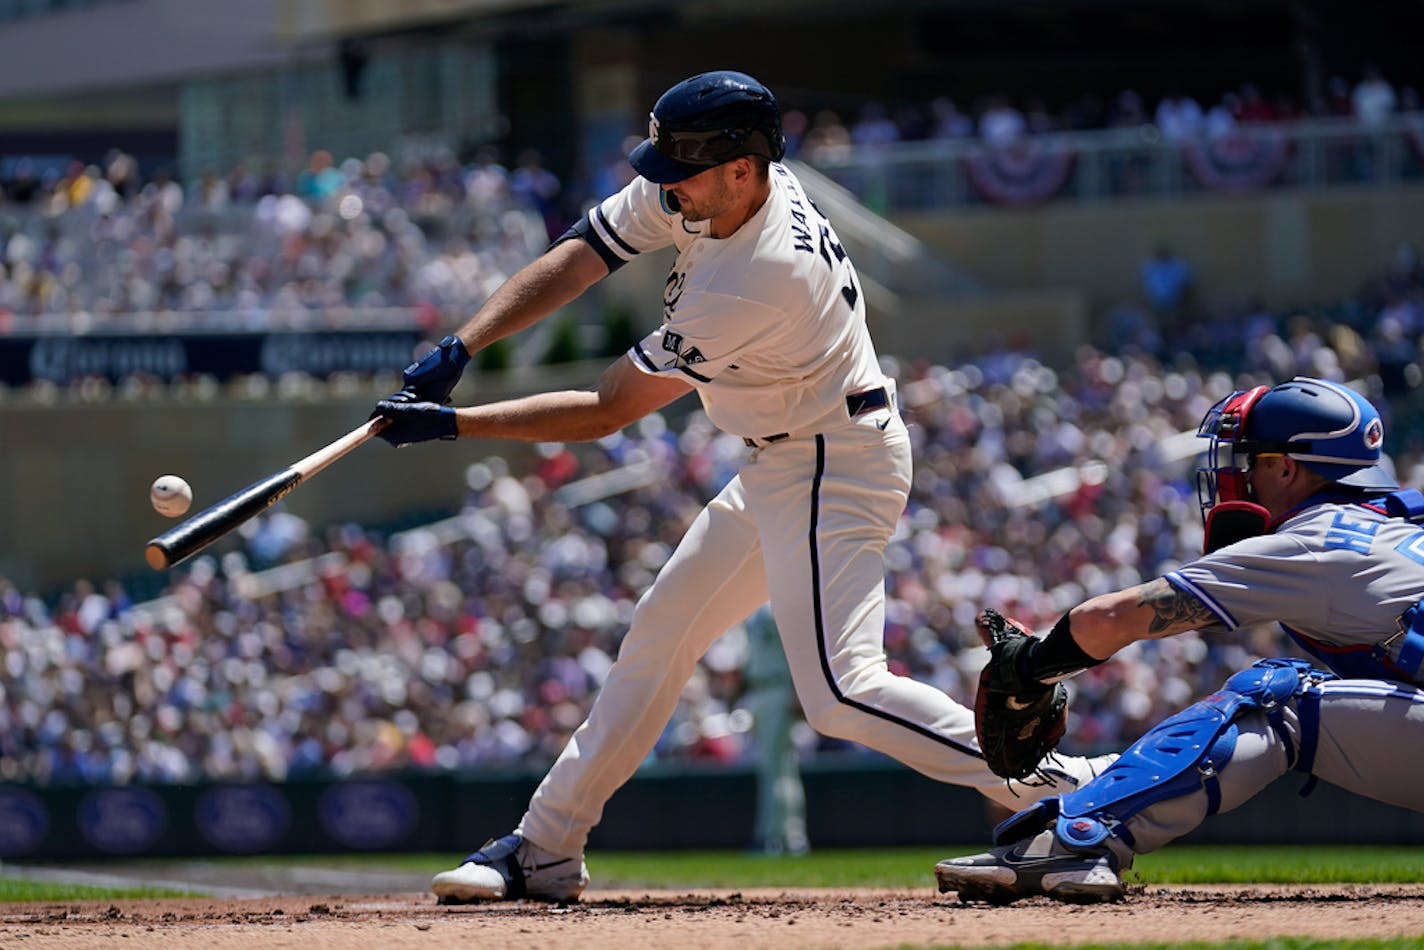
[1135,578,1215,635]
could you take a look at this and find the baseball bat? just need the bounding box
[145,417,390,571]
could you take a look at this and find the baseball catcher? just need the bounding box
[939,377,1424,904]
[973,609,1069,782]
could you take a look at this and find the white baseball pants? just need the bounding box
[518,411,1039,858]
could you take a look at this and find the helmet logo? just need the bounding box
[1365,417,1384,450]
[649,113,661,145]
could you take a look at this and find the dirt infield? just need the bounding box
[5,884,1424,949]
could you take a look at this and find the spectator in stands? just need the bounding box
[928,97,974,140]
[1024,97,1057,135]
[1107,90,1146,128]
[850,101,901,148]
[1139,243,1195,325]
[1202,93,1239,138]
[1325,76,1355,117]
[1234,82,1275,123]
[800,109,852,161]
[779,109,810,157]
[510,149,564,241]
[1155,86,1204,141]
[977,94,1026,147]
[1352,64,1398,125]
[295,150,344,204]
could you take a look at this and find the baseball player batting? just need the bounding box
[936,377,1424,903]
[372,69,1111,903]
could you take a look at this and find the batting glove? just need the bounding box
[389,335,471,405]
[373,399,458,446]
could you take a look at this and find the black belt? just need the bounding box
[846,386,890,417]
[742,387,890,448]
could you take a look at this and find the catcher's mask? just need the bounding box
[1195,377,1396,550]
[1195,384,1272,515]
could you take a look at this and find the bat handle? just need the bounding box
[295,416,390,479]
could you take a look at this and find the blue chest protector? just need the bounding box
[992,658,1337,852]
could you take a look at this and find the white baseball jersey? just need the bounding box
[1166,496,1424,685]
[507,164,1109,861]
[584,163,883,438]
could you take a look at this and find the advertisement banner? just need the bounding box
[0,331,423,385]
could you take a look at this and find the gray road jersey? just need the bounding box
[1166,499,1424,683]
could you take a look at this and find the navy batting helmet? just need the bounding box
[628,70,786,185]
[1197,376,1396,511]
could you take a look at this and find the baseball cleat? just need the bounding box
[431,833,589,903]
[1035,751,1120,791]
[934,829,1126,905]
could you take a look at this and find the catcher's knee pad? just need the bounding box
[992,658,1334,850]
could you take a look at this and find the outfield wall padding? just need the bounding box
[2,758,1422,860]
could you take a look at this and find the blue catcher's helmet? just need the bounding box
[1196,376,1396,514]
[628,70,786,185]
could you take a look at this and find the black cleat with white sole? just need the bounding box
[934,829,1126,905]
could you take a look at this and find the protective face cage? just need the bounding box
[1194,385,1309,518]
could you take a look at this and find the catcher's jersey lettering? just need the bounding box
[1396,531,1424,565]
[1324,512,1377,554]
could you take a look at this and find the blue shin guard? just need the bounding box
[993,658,1335,850]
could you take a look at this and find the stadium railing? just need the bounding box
[807,113,1424,211]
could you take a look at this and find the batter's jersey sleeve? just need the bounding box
[581,177,677,271]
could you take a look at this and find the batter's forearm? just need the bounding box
[453,240,607,355]
[455,390,629,443]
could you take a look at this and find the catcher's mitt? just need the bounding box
[973,609,1068,782]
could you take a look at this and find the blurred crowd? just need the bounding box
[3,317,1422,787]
[784,64,1414,160]
[1,64,1415,330]
[0,61,1422,790]
[0,146,559,327]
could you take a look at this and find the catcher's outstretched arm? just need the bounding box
[1068,577,1217,659]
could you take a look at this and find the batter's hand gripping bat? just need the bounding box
[145,417,389,571]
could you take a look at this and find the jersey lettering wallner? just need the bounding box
[586,164,883,438]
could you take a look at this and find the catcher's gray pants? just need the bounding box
[1123,678,1424,854]
[517,412,1057,858]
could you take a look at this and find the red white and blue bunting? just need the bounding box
[963,140,1076,207]
[1181,130,1291,194]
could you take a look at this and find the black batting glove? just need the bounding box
[373,399,459,447]
[390,335,471,405]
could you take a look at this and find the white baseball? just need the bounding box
[150,475,193,518]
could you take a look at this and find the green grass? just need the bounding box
[598,844,1424,888]
[0,879,194,901]
[938,943,1424,950]
[2,844,1420,902]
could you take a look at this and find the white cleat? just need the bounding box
[431,833,589,904]
[1035,751,1119,791]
